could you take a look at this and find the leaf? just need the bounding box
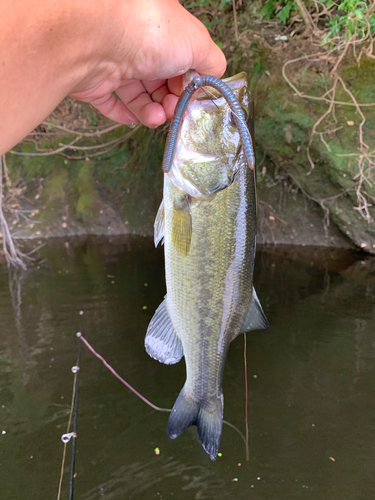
[260,1,275,20]
[204,18,219,29]
[276,2,293,24]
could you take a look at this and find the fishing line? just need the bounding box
[76,332,249,455]
[69,332,81,500]
[56,324,81,500]
[200,87,220,109]
[222,419,248,451]
[244,333,250,461]
[56,315,249,491]
[195,84,243,125]
[200,86,246,126]
[78,333,171,413]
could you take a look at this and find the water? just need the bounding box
[1,237,375,500]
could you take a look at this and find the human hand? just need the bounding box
[0,0,226,154]
[70,0,226,128]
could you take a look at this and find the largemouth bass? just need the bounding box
[145,73,268,460]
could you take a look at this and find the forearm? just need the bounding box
[0,0,226,154]
[0,0,128,154]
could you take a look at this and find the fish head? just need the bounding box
[168,72,252,200]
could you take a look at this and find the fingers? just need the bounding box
[116,80,167,128]
[167,76,183,97]
[85,79,174,128]
[162,93,179,120]
[81,65,223,129]
[89,92,138,125]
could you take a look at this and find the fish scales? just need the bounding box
[145,72,268,460]
[164,160,255,399]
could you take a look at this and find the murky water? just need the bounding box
[1,237,374,500]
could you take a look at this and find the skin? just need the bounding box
[0,0,226,155]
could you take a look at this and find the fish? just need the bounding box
[145,72,269,460]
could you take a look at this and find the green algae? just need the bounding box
[253,58,375,252]
[39,164,69,223]
[5,125,163,236]
[68,161,100,221]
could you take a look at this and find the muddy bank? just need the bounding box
[2,19,374,254]
[3,118,354,250]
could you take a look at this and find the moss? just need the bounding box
[341,60,375,104]
[42,164,68,202]
[93,126,164,233]
[68,161,100,221]
[4,26,375,251]
[39,164,69,223]
[251,56,375,252]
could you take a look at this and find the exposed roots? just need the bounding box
[8,123,141,160]
[282,14,375,229]
[0,156,33,269]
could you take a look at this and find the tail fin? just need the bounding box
[166,386,224,461]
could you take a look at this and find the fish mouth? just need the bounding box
[183,71,248,100]
[166,71,248,199]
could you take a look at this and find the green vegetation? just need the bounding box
[260,0,297,24]
[259,0,375,42]
[321,0,375,43]
[1,0,375,262]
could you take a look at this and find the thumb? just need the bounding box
[184,13,226,78]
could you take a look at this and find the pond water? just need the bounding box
[0,237,375,500]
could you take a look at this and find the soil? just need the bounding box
[1,13,375,262]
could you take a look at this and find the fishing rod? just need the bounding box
[57,320,249,499]
[69,332,81,500]
[57,314,82,500]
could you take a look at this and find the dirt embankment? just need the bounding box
[1,12,375,259]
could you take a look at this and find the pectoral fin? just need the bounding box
[239,287,269,334]
[172,196,192,257]
[145,298,183,365]
[154,199,165,247]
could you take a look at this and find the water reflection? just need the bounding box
[0,238,375,500]
[82,457,228,500]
